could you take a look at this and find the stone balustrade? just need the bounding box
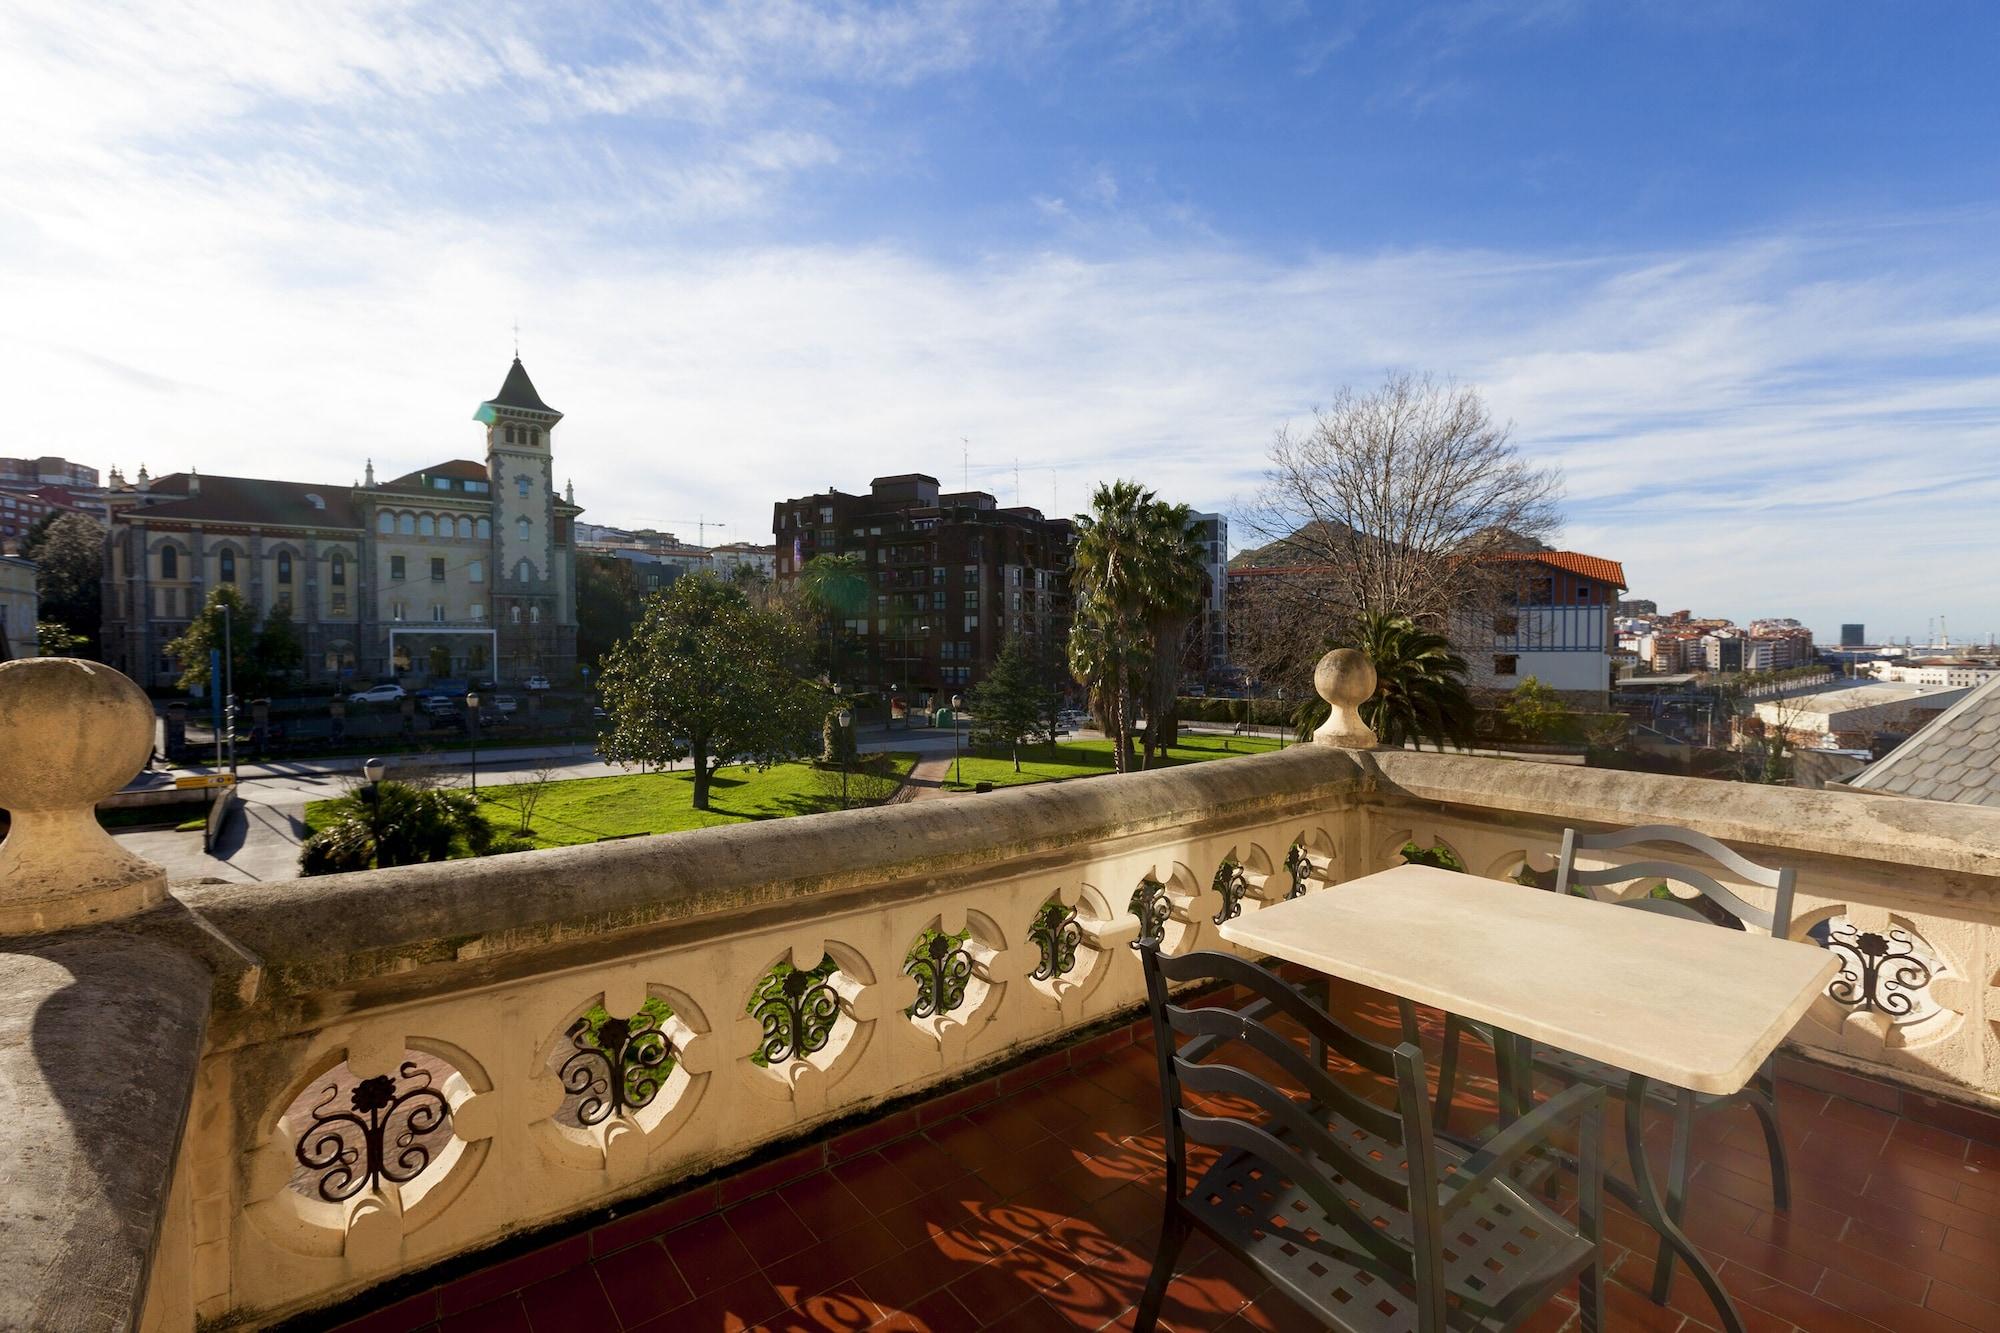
[0,652,1996,1330]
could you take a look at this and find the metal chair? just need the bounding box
[1137,942,1605,1333]
[1431,824,1796,1303]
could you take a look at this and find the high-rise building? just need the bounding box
[773,474,1073,695]
[1189,512,1229,682]
[100,358,582,688]
[1842,623,1866,647]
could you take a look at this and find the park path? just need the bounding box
[890,755,956,803]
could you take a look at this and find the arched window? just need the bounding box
[517,559,533,584]
[377,512,394,534]
[468,560,483,583]
[517,475,530,498]
[476,518,491,539]
[277,551,293,584]
[330,553,346,586]
[219,549,236,582]
[510,606,522,624]
[399,513,414,536]
[418,514,435,537]
[470,602,484,621]
[530,606,540,625]
[457,516,472,539]
[159,546,177,579]
[516,516,531,542]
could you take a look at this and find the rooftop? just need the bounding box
[1851,674,2000,807]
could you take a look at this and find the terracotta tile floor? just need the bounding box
[335,983,2000,1333]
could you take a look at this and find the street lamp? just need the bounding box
[837,706,853,808]
[465,691,481,792]
[951,693,963,788]
[361,757,388,858]
[1277,685,1287,749]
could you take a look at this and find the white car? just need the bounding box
[524,675,552,691]
[350,684,406,704]
[490,694,519,714]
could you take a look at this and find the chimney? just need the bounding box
[187,466,200,497]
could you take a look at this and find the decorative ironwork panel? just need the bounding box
[1284,843,1313,899]
[1212,860,1249,924]
[295,1061,452,1203]
[1130,877,1172,948]
[905,933,975,1019]
[562,1007,675,1126]
[754,964,841,1064]
[1825,924,1934,1017]
[1029,900,1081,981]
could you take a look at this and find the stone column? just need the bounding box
[1310,647,1380,749]
[0,658,167,934]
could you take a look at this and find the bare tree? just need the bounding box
[505,765,562,835]
[1244,373,1563,649]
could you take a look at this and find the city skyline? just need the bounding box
[5,2,1998,640]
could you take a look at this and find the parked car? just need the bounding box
[419,696,461,718]
[349,684,406,704]
[524,675,552,692]
[490,694,519,714]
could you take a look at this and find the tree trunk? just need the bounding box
[691,744,711,810]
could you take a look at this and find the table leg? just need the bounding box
[1623,1072,1744,1333]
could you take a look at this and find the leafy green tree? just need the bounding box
[1138,504,1206,766]
[796,554,869,684]
[1290,612,1475,750]
[299,782,494,874]
[24,511,103,656]
[1502,675,1571,741]
[255,604,303,689]
[35,621,87,656]
[969,634,1052,771]
[165,586,260,694]
[597,573,828,811]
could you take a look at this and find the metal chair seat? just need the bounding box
[1189,1142,1595,1332]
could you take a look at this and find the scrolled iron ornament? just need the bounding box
[755,963,841,1065]
[905,933,975,1019]
[561,1008,675,1127]
[1825,924,1934,1018]
[1029,900,1081,981]
[1284,843,1313,899]
[294,1061,452,1203]
[1130,877,1172,948]
[1211,860,1249,924]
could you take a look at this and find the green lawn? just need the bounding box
[941,732,1282,790]
[305,753,919,850]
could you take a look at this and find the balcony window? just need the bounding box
[1494,654,1519,676]
[390,555,406,581]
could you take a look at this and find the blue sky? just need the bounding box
[4,1,1999,640]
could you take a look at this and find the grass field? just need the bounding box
[940,732,1283,790]
[305,753,919,850]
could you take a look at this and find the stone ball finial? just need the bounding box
[0,658,166,934]
[1311,648,1380,749]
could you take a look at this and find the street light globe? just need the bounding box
[363,757,387,783]
[466,691,480,709]
[837,709,852,729]
[951,694,963,710]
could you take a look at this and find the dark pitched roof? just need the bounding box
[378,459,492,494]
[484,357,559,416]
[1849,675,2000,807]
[124,473,360,529]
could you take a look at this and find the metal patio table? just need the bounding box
[1219,861,1837,1333]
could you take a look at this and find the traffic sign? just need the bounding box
[174,774,237,790]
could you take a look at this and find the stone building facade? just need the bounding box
[99,359,581,689]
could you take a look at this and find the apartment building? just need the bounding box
[1189,511,1229,682]
[772,474,1073,694]
[99,358,582,689]
[1869,658,2000,688]
[1463,551,1627,706]
[0,551,36,658]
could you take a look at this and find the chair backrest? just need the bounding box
[1137,943,1450,1329]
[1555,823,1795,938]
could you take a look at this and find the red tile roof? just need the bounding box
[1481,550,1627,589]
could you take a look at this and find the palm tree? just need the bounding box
[1290,612,1475,751]
[796,554,869,684]
[1069,481,1156,773]
[299,781,495,875]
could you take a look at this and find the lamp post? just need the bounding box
[361,757,388,862]
[465,691,481,792]
[951,693,963,788]
[1277,685,1287,749]
[837,706,853,808]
